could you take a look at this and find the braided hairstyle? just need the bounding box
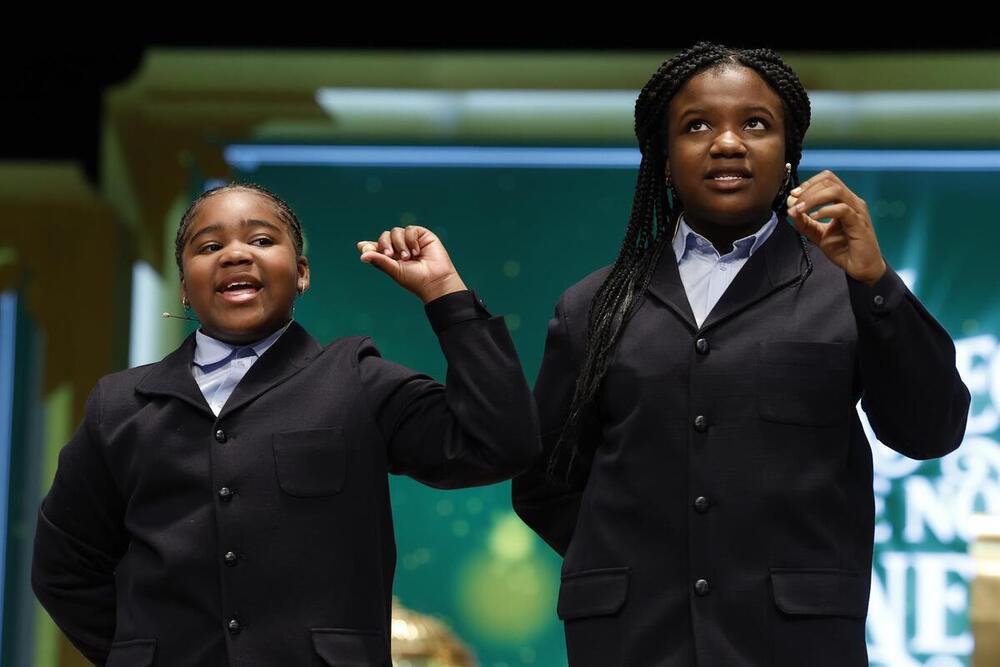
[547,42,813,485]
[174,182,305,275]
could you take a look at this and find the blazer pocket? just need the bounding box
[756,341,853,426]
[105,638,156,667]
[311,628,389,666]
[770,568,869,618]
[557,566,631,621]
[273,427,347,497]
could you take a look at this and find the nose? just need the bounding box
[219,241,253,267]
[709,129,747,158]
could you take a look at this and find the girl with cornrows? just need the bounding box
[33,183,539,665]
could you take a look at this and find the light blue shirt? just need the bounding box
[191,320,293,416]
[672,212,778,328]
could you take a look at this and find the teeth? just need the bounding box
[714,175,744,180]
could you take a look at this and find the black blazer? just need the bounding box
[33,291,540,667]
[513,220,970,667]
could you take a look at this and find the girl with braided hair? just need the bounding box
[513,43,969,666]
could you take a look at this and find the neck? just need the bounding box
[199,319,292,346]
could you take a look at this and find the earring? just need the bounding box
[776,163,795,211]
[181,297,190,309]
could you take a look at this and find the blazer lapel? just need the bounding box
[135,334,214,417]
[645,243,699,333]
[217,320,323,419]
[698,219,809,334]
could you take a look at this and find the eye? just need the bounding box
[251,236,275,247]
[687,120,710,133]
[745,117,768,130]
[199,242,222,254]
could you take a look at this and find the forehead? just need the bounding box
[189,189,283,228]
[669,65,784,121]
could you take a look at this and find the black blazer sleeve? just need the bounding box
[849,265,971,459]
[511,295,600,556]
[358,290,541,489]
[31,381,129,666]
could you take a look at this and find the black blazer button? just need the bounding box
[228,618,241,634]
[694,579,710,596]
[694,496,710,513]
[695,338,710,355]
[215,428,227,443]
[693,415,708,432]
[218,487,234,502]
[224,551,238,566]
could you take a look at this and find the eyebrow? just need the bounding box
[187,219,283,246]
[677,105,779,122]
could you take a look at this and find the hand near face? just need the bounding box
[356,225,468,304]
[786,170,887,286]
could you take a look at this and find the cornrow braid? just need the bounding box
[547,42,813,486]
[174,183,305,274]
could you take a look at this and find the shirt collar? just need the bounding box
[193,319,294,368]
[672,212,779,264]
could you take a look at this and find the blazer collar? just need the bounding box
[646,218,808,334]
[135,320,323,419]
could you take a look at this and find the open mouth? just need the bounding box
[217,279,263,304]
[705,171,752,190]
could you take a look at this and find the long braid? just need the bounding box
[547,42,813,485]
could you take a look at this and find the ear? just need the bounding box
[297,256,310,294]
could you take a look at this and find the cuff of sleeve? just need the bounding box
[847,262,907,320]
[424,290,492,334]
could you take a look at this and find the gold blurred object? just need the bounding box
[970,514,1000,667]
[391,597,478,667]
